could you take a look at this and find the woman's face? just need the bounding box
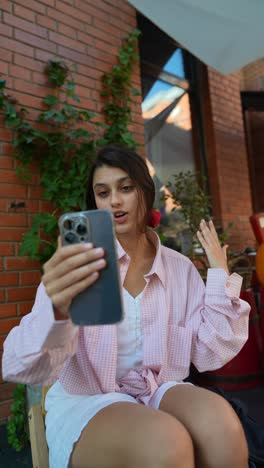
[93,165,145,237]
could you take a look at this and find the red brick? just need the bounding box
[0,49,12,63]
[10,64,32,81]
[24,200,39,212]
[49,31,86,53]
[20,271,41,286]
[0,129,12,143]
[96,1,133,24]
[32,71,49,86]
[39,200,54,211]
[0,335,6,350]
[0,383,17,402]
[0,400,12,423]
[56,1,92,25]
[57,45,94,67]
[46,7,85,31]
[0,272,19,287]
[13,0,46,15]
[0,290,4,302]
[58,23,77,39]
[37,0,55,6]
[93,17,122,39]
[4,12,47,38]
[18,301,34,316]
[0,184,27,198]
[89,46,115,66]
[35,48,56,64]
[1,213,27,227]
[13,78,51,99]
[75,0,108,22]
[14,4,36,22]
[0,23,12,38]
[0,199,8,211]
[0,0,12,13]
[36,14,56,31]
[0,157,13,169]
[27,186,43,199]
[7,286,37,302]
[78,64,102,80]
[0,61,8,74]
[86,24,118,45]
[5,257,40,271]
[94,39,119,56]
[10,90,44,110]
[0,244,15,256]
[0,228,26,242]
[14,53,44,73]
[109,14,135,33]
[0,303,17,318]
[0,318,21,335]
[14,29,57,54]
[0,170,20,185]
[0,35,34,57]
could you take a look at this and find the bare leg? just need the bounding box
[70,401,195,468]
[159,384,248,468]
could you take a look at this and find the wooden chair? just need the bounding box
[28,386,50,468]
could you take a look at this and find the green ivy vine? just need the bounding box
[6,384,28,452]
[101,28,140,149]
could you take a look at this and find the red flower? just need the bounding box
[148,209,161,228]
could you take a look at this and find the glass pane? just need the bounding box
[142,79,195,253]
[163,49,185,78]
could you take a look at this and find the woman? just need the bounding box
[3,145,250,468]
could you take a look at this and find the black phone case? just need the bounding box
[58,209,123,326]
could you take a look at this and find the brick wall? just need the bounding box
[205,68,255,251]
[0,0,144,423]
[242,58,264,91]
[241,60,264,213]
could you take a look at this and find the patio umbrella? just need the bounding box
[128,0,264,74]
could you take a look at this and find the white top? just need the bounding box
[116,289,143,380]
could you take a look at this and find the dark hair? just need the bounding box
[86,145,155,227]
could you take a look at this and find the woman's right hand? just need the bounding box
[42,238,106,320]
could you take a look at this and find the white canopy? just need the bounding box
[128,0,264,74]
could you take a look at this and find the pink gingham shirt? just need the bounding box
[2,231,250,400]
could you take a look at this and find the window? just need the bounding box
[137,13,206,252]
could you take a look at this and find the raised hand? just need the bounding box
[196,219,229,274]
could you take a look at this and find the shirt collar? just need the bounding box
[116,230,166,288]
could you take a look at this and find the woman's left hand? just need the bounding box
[196,219,229,274]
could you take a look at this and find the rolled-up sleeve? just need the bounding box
[187,266,250,372]
[2,283,79,386]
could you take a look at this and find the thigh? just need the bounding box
[159,384,248,468]
[70,401,194,468]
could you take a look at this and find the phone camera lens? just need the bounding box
[63,219,73,230]
[64,232,77,244]
[76,223,87,236]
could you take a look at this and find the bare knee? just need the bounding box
[214,402,248,467]
[71,403,194,468]
[195,392,248,468]
[160,385,248,468]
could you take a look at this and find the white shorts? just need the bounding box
[45,380,192,468]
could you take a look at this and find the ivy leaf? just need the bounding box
[131,88,140,96]
[67,80,75,91]
[44,94,59,107]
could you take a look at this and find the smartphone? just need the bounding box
[58,209,123,326]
